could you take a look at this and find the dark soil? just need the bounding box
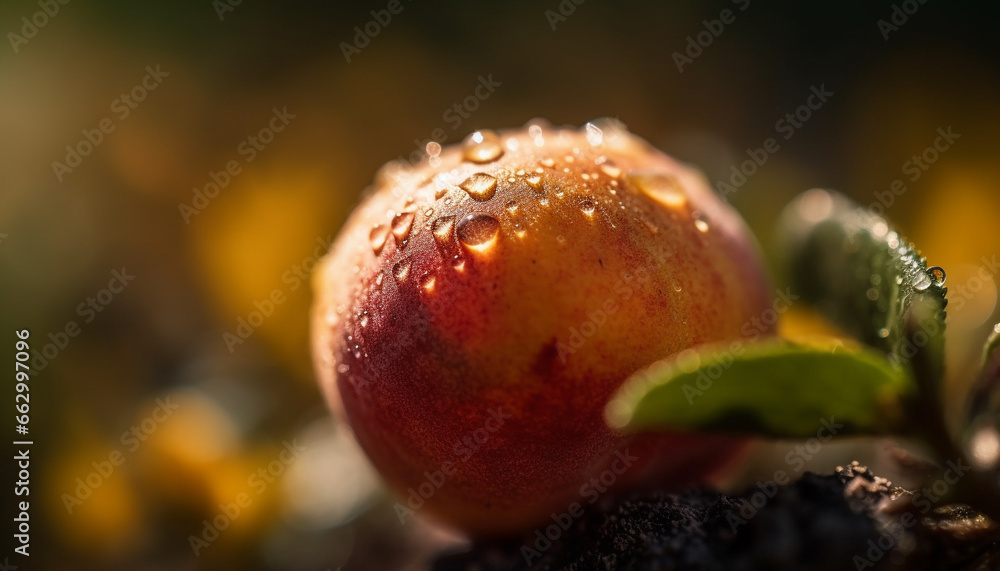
[432,463,1000,571]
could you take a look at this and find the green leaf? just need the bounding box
[606,339,913,438]
[778,189,948,386]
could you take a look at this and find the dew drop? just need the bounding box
[556,235,566,246]
[585,122,604,146]
[391,211,415,242]
[375,273,384,286]
[462,130,504,163]
[600,163,622,178]
[457,213,501,251]
[914,271,932,291]
[528,124,543,138]
[369,224,390,255]
[929,266,947,286]
[692,211,710,233]
[435,187,448,200]
[514,223,527,239]
[393,258,412,283]
[424,207,434,217]
[579,199,596,217]
[631,173,686,208]
[459,173,498,201]
[526,176,543,190]
[673,283,683,293]
[431,216,455,244]
[878,328,890,338]
[451,255,466,271]
[505,200,519,214]
[539,197,550,207]
[887,232,900,249]
[419,272,436,293]
[539,158,555,168]
[337,363,350,374]
[359,313,369,328]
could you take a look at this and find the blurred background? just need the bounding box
[2,0,999,569]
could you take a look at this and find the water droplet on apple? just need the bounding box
[432,216,455,244]
[457,213,500,251]
[632,173,687,210]
[393,258,412,283]
[462,130,504,163]
[370,224,390,254]
[391,212,414,242]
[692,211,710,233]
[459,173,498,201]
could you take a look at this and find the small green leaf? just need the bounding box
[778,189,948,386]
[607,339,913,439]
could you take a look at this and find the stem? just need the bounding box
[904,306,1000,522]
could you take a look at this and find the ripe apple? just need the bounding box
[311,120,773,535]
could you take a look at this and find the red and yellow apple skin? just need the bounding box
[311,121,773,535]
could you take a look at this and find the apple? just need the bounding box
[311,120,773,535]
